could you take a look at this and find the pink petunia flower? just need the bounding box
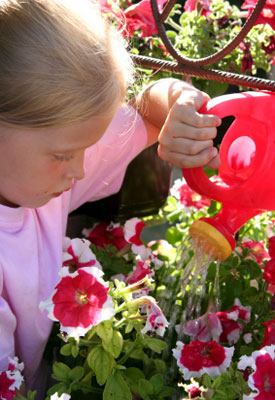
[238,345,275,399]
[184,0,212,17]
[124,0,168,38]
[0,357,24,400]
[216,298,251,344]
[128,295,168,336]
[262,35,275,65]
[240,240,269,264]
[268,235,275,256]
[184,299,251,345]
[183,312,223,342]
[239,41,254,74]
[264,258,275,285]
[124,217,145,246]
[141,298,169,336]
[181,378,207,399]
[261,316,275,347]
[98,0,168,38]
[173,340,234,380]
[127,260,154,285]
[62,237,102,272]
[40,266,115,339]
[241,0,275,30]
[170,178,211,211]
[82,222,128,252]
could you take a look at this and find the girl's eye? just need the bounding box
[53,154,74,162]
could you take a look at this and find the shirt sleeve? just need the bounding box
[0,266,17,370]
[67,105,148,213]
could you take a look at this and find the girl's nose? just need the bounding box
[65,152,86,181]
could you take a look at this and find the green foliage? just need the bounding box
[129,0,275,97]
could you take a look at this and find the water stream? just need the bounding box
[158,234,222,385]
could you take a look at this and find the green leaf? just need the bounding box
[60,343,72,356]
[150,374,163,394]
[138,379,154,398]
[103,330,123,358]
[103,370,132,400]
[123,367,145,396]
[46,382,70,397]
[158,386,177,398]
[87,345,115,385]
[153,359,166,374]
[143,336,167,353]
[71,342,79,358]
[68,366,84,382]
[96,320,113,342]
[52,362,71,382]
[26,390,37,400]
[202,374,212,388]
[212,376,222,389]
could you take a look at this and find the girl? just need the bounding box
[0,0,220,396]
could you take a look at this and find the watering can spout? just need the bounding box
[182,90,275,261]
[189,205,261,261]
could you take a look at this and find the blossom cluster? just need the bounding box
[40,217,167,341]
[0,357,24,400]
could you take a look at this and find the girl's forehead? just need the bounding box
[8,111,116,151]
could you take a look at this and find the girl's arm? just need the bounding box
[131,78,221,169]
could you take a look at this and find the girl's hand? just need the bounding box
[157,86,221,169]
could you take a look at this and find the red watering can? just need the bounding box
[182,91,275,261]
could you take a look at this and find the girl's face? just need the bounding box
[0,113,115,208]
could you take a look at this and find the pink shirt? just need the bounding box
[0,106,147,392]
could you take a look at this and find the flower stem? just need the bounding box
[117,333,142,365]
[166,18,182,32]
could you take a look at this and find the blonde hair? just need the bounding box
[0,0,135,127]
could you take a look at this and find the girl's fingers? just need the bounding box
[171,91,221,128]
[171,103,221,128]
[159,136,214,155]
[158,143,219,169]
[159,120,218,141]
[207,153,221,169]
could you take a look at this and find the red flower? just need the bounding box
[124,0,168,38]
[238,345,275,399]
[261,317,275,347]
[40,267,115,339]
[241,0,275,30]
[0,358,24,400]
[183,312,222,342]
[182,379,207,399]
[268,236,275,258]
[262,35,275,63]
[239,41,254,74]
[252,352,275,399]
[216,299,251,344]
[127,260,154,285]
[173,340,234,380]
[171,179,211,211]
[0,372,17,400]
[140,296,169,336]
[240,240,269,264]
[184,0,212,17]
[98,0,168,38]
[83,222,128,251]
[124,217,145,246]
[62,237,102,272]
[264,258,275,285]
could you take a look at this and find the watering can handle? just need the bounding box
[181,91,272,201]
